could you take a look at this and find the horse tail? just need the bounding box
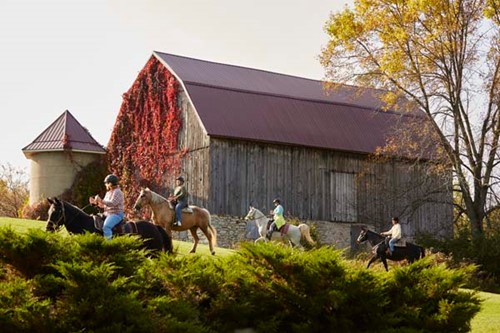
[157,225,173,254]
[298,224,316,246]
[204,208,218,248]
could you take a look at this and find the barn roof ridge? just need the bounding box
[154,50,324,81]
[183,80,423,120]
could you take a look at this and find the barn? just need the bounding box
[109,51,453,248]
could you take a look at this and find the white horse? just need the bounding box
[244,205,316,248]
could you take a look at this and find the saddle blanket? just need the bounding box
[395,239,407,247]
[280,223,290,235]
[92,214,126,233]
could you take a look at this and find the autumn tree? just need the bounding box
[321,0,500,238]
[0,163,29,218]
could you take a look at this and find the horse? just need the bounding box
[45,197,172,254]
[244,205,315,248]
[132,188,217,255]
[356,226,425,271]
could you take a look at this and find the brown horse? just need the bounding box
[133,188,217,255]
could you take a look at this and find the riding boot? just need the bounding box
[266,230,273,240]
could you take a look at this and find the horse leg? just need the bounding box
[199,225,215,255]
[289,231,303,249]
[381,256,389,271]
[188,227,199,253]
[254,236,266,243]
[367,255,378,269]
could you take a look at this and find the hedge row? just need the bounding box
[0,227,481,332]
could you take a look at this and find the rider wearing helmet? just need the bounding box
[169,176,188,227]
[89,174,125,240]
[266,198,285,240]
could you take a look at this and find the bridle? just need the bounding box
[47,201,66,231]
[47,201,87,231]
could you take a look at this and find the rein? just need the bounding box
[50,201,84,231]
[48,201,66,231]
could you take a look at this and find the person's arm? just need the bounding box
[381,227,391,236]
[174,186,186,200]
[101,189,124,207]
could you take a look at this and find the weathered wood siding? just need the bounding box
[206,139,452,239]
[176,89,210,208]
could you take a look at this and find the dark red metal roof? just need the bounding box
[154,51,426,154]
[22,110,106,155]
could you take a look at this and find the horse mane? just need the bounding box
[251,207,267,220]
[61,199,87,215]
[367,228,385,240]
[145,188,168,205]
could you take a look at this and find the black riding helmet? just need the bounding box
[176,176,185,183]
[104,174,119,186]
[273,198,281,204]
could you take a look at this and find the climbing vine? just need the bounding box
[108,56,183,209]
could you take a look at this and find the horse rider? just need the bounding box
[266,198,286,240]
[168,176,188,227]
[89,174,125,240]
[380,216,402,255]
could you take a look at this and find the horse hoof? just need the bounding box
[211,251,215,256]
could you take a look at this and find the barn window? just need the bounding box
[330,171,357,222]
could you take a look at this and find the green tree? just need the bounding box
[0,163,29,218]
[321,0,500,238]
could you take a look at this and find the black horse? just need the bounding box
[356,226,425,271]
[46,197,172,254]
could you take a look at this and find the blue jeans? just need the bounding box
[175,200,188,223]
[103,212,125,240]
[388,238,399,253]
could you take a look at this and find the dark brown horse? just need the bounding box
[356,226,425,271]
[46,197,172,254]
[133,188,217,255]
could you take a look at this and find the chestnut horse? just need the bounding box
[133,188,217,255]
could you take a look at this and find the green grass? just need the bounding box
[0,216,233,257]
[471,291,500,332]
[0,217,47,233]
[1,216,498,331]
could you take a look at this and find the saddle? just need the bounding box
[168,200,194,213]
[183,206,194,213]
[384,237,407,247]
[266,219,290,236]
[280,223,290,236]
[92,214,128,235]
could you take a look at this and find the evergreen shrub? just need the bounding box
[0,227,482,333]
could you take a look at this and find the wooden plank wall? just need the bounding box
[206,139,453,238]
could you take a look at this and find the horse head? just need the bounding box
[244,205,257,220]
[133,188,152,211]
[356,226,369,244]
[46,197,65,232]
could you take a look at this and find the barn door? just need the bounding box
[330,171,357,222]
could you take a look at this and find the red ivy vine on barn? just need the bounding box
[107,56,184,209]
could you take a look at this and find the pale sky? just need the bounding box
[0,0,352,172]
